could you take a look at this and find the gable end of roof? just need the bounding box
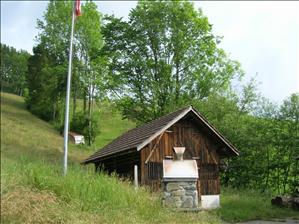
[136,106,192,151]
[83,105,239,164]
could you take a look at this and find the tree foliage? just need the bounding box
[2,0,297,194]
[195,92,299,194]
[26,0,104,144]
[1,43,30,96]
[70,111,100,144]
[102,1,243,123]
[26,44,58,121]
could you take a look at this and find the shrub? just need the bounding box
[70,112,100,145]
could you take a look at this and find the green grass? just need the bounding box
[91,100,136,150]
[0,93,218,223]
[1,92,298,223]
[215,188,299,222]
[68,98,136,151]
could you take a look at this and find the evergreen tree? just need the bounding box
[1,43,30,95]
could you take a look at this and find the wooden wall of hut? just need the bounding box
[140,118,220,195]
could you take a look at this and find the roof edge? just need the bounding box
[136,106,192,151]
[83,104,239,164]
[190,107,239,156]
[136,105,239,156]
[82,148,137,164]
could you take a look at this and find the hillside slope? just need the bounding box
[2,93,298,223]
[0,93,220,224]
[1,93,87,164]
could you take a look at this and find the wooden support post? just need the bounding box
[134,165,138,189]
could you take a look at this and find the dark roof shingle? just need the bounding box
[83,106,190,163]
[83,105,239,164]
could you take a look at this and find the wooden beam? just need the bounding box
[136,106,192,151]
[95,149,136,162]
[145,132,164,164]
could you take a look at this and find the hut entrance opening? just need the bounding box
[95,150,141,182]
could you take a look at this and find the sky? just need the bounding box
[1,1,298,104]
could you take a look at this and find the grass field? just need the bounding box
[215,188,299,222]
[91,100,136,150]
[1,92,298,223]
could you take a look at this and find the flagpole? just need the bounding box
[63,2,76,176]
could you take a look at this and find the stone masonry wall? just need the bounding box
[162,181,198,209]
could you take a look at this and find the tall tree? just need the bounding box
[1,43,30,96]
[102,1,243,123]
[27,1,104,144]
[27,1,74,122]
[75,2,104,145]
[26,43,59,121]
[278,93,299,193]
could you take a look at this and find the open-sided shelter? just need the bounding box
[83,106,239,207]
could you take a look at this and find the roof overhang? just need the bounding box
[136,106,239,156]
[136,106,192,151]
[190,108,239,156]
[82,148,137,164]
[83,105,239,165]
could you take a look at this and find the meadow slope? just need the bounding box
[1,93,220,224]
[1,92,298,223]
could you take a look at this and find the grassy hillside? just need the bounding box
[91,100,136,150]
[1,92,298,223]
[68,99,136,150]
[1,93,219,223]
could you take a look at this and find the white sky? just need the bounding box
[1,1,298,103]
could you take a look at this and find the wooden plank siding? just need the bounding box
[140,118,220,195]
[87,106,239,198]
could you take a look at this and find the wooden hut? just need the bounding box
[83,106,239,207]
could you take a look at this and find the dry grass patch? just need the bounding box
[1,187,60,223]
[1,187,107,224]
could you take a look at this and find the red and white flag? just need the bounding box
[75,0,81,17]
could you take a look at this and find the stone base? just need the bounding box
[162,181,198,209]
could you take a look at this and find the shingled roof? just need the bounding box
[83,106,239,164]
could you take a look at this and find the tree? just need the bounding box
[26,43,60,121]
[1,43,30,96]
[191,83,298,194]
[27,1,74,122]
[238,77,259,113]
[277,93,299,193]
[102,1,243,123]
[75,2,104,145]
[27,1,105,145]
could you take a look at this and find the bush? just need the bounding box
[70,112,100,145]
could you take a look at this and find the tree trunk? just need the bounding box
[175,62,180,104]
[264,147,270,192]
[88,83,92,146]
[53,103,56,121]
[83,88,87,113]
[73,85,77,116]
